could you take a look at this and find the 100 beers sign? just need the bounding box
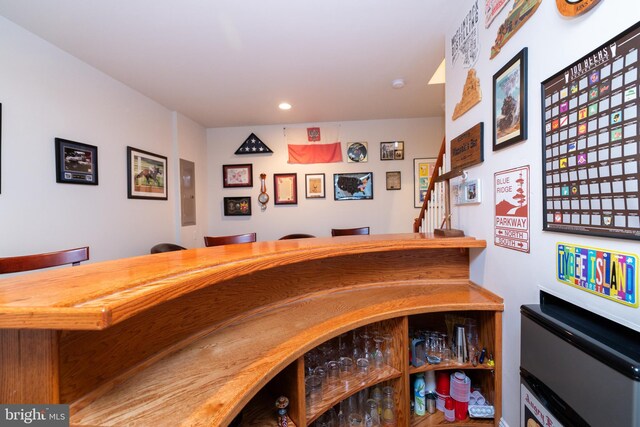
[557,243,637,307]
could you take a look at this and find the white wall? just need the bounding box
[0,17,207,261]
[207,117,443,240]
[445,2,640,425]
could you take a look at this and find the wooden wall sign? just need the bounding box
[452,69,482,120]
[450,123,484,170]
[556,0,602,17]
[490,0,542,59]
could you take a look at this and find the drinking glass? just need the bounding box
[382,334,393,365]
[365,399,381,427]
[327,360,340,385]
[348,413,364,426]
[372,336,384,368]
[356,357,369,376]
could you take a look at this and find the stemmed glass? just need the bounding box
[372,336,385,368]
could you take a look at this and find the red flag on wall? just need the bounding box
[286,127,342,164]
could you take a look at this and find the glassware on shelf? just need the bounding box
[327,360,340,384]
[305,374,323,406]
[369,384,383,417]
[348,413,364,426]
[364,399,381,427]
[372,336,385,369]
[361,332,373,364]
[381,386,396,426]
[356,357,369,376]
[382,334,393,366]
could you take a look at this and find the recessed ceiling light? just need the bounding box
[279,102,292,110]
[391,78,405,89]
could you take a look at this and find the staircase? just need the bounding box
[413,137,447,233]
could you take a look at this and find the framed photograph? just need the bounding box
[305,173,325,199]
[223,196,251,216]
[347,141,368,163]
[380,141,404,160]
[274,173,298,205]
[414,158,437,208]
[334,172,373,200]
[127,146,167,200]
[386,171,401,190]
[55,138,98,185]
[223,163,253,188]
[493,47,527,151]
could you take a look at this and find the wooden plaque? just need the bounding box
[450,123,484,170]
[452,69,482,120]
[556,0,602,16]
[490,0,541,59]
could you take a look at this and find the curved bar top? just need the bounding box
[0,233,485,330]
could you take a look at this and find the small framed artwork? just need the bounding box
[334,172,373,200]
[386,171,401,190]
[274,173,298,205]
[414,158,437,208]
[127,146,168,200]
[380,141,404,160]
[55,138,98,185]
[347,142,368,163]
[223,163,253,188]
[305,173,325,199]
[223,196,251,216]
[493,47,528,151]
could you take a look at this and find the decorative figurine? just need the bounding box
[275,396,289,427]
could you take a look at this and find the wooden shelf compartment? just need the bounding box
[411,410,495,426]
[70,281,501,426]
[408,361,496,375]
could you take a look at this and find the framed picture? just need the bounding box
[347,142,368,163]
[414,158,437,208]
[55,138,98,185]
[493,47,528,151]
[305,173,325,199]
[223,163,253,188]
[386,171,401,190]
[334,172,373,200]
[223,196,251,216]
[0,103,2,193]
[274,173,298,205]
[127,146,167,200]
[380,141,404,160]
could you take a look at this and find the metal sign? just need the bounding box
[495,165,530,253]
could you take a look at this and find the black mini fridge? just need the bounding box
[520,291,640,427]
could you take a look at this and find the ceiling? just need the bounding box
[0,0,456,128]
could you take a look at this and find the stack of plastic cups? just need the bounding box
[449,371,470,420]
[435,371,450,412]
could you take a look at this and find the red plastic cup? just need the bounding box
[454,399,468,420]
[436,371,450,394]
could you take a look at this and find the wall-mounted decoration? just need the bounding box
[386,171,401,190]
[490,0,541,59]
[274,173,298,205]
[305,173,325,199]
[127,146,167,200]
[542,21,640,241]
[235,133,273,155]
[0,103,2,193]
[222,163,253,188]
[414,158,437,208]
[258,173,269,211]
[455,178,482,205]
[380,141,404,160]
[334,172,373,200]
[347,142,368,163]
[493,47,528,151]
[485,0,510,28]
[451,123,484,170]
[556,0,602,17]
[179,159,196,226]
[556,242,637,307]
[452,69,482,120]
[54,138,98,185]
[285,126,342,164]
[495,165,529,253]
[451,0,480,68]
[224,196,251,216]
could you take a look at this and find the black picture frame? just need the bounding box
[305,173,325,199]
[493,47,528,151]
[222,164,253,188]
[380,141,404,160]
[55,138,99,185]
[386,171,401,190]
[223,196,252,216]
[334,172,373,200]
[127,146,168,200]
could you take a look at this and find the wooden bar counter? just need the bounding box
[0,233,503,426]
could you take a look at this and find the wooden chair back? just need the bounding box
[331,227,370,236]
[0,247,89,274]
[278,234,316,240]
[150,243,187,254]
[204,233,256,247]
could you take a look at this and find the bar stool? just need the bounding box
[204,233,256,247]
[150,243,187,254]
[331,227,370,236]
[279,234,316,240]
[0,247,89,274]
